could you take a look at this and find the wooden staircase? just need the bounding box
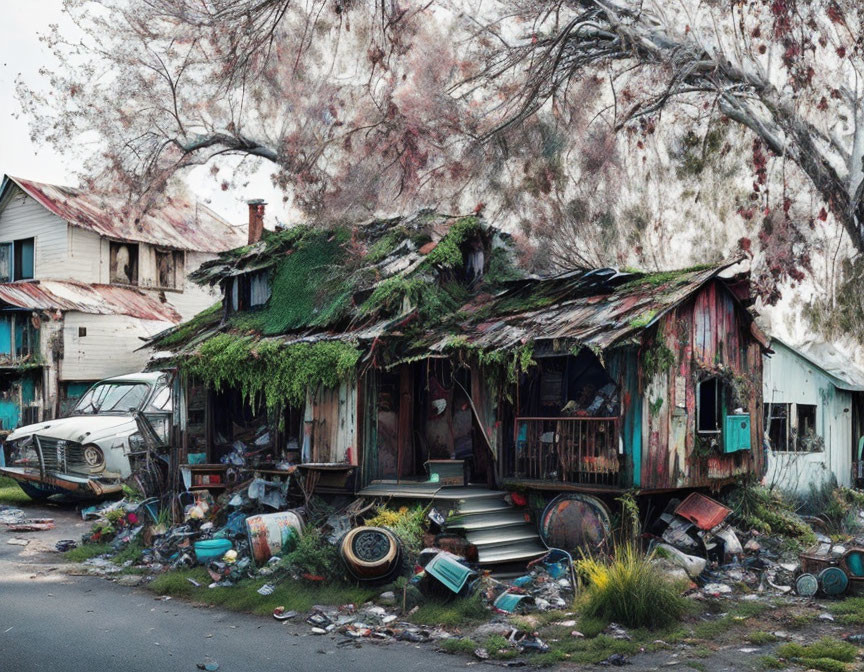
[444,491,548,566]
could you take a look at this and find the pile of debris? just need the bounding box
[647,491,864,601]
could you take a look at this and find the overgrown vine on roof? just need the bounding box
[182,334,361,408]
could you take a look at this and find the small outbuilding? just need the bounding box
[762,338,864,494]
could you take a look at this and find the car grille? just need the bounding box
[34,436,88,476]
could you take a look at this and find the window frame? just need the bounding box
[696,378,722,434]
[12,238,34,281]
[109,241,140,286]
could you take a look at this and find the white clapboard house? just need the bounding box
[0,175,245,429]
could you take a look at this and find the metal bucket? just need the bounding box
[245,510,304,565]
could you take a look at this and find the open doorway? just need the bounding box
[373,360,492,487]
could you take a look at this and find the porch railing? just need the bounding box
[510,416,621,487]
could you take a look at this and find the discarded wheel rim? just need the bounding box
[795,573,818,597]
[340,526,401,581]
[539,494,612,555]
[818,566,848,597]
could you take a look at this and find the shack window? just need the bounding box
[155,249,183,289]
[795,403,821,451]
[13,238,34,280]
[14,313,38,360]
[697,378,721,433]
[249,271,271,308]
[110,242,139,285]
[0,243,11,282]
[764,402,790,451]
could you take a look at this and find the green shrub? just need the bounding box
[365,505,428,554]
[577,543,687,629]
[279,527,341,578]
[64,542,113,562]
[724,481,816,544]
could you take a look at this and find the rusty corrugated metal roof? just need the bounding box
[425,263,750,354]
[0,280,180,323]
[2,175,246,253]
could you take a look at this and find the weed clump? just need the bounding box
[279,527,341,578]
[775,637,858,672]
[724,481,816,545]
[576,543,687,630]
[365,505,427,555]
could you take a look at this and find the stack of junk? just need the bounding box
[62,474,864,635]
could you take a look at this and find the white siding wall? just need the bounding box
[66,226,103,283]
[60,312,173,381]
[0,185,68,279]
[167,251,222,321]
[763,342,853,492]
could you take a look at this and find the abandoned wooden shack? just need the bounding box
[149,211,769,561]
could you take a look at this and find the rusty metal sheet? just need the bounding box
[0,280,180,322]
[4,175,245,253]
[674,492,731,531]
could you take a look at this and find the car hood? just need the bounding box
[8,415,137,444]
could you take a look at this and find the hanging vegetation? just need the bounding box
[183,334,361,408]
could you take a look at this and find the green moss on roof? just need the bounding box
[184,333,361,408]
[151,302,222,350]
[230,228,353,335]
[424,216,481,268]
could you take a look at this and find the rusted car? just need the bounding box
[0,372,172,499]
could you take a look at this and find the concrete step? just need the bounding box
[455,498,511,515]
[466,525,541,548]
[445,510,529,531]
[477,540,549,565]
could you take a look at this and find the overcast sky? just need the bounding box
[0,3,288,226]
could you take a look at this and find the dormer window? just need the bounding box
[226,271,270,314]
[110,242,139,285]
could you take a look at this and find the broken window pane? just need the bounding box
[764,402,789,451]
[795,403,820,452]
[155,249,181,289]
[110,242,139,285]
[697,378,720,433]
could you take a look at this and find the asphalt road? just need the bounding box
[0,502,469,672]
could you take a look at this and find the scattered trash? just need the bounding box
[7,538,29,546]
[196,661,219,671]
[273,607,298,621]
[598,653,630,666]
[187,578,201,587]
[6,519,55,531]
[56,540,78,552]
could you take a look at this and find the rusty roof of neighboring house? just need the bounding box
[0,280,180,323]
[0,175,246,253]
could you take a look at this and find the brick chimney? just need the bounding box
[247,199,266,244]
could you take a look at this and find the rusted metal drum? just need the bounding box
[818,566,849,597]
[245,510,304,565]
[539,494,612,555]
[340,526,401,581]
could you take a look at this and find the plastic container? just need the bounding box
[194,538,233,563]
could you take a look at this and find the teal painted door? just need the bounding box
[0,315,11,356]
[0,399,18,431]
[723,414,751,453]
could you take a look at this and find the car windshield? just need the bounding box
[72,382,152,415]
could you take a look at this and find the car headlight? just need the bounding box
[127,433,146,452]
[83,444,105,468]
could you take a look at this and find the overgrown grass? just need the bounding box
[439,637,478,654]
[829,596,864,625]
[409,595,489,627]
[775,637,859,672]
[0,476,31,506]
[64,543,113,562]
[365,505,428,555]
[577,543,688,630]
[746,631,779,645]
[148,568,378,615]
[112,539,145,566]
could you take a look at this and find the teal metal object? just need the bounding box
[194,538,233,562]
[0,315,11,355]
[819,566,848,596]
[493,591,530,613]
[795,573,818,597]
[424,552,476,594]
[723,414,751,453]
[844,550,864,577]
